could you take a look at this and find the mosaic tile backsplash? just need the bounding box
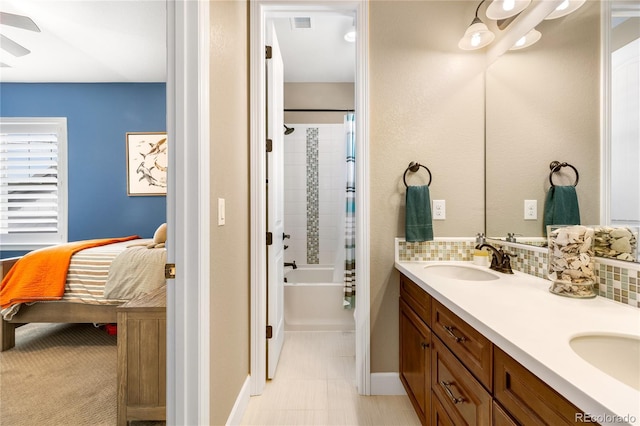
[397,239,640,308]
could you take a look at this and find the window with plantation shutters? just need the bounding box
[0,118,68,250]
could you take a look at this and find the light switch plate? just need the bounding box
[433,199,446,220]
[218,198,226,225]
[524,199,537,220]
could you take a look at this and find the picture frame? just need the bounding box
[126,132,168,196]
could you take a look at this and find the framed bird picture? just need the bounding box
[126,132,168,196]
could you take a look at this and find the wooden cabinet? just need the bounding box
[432,335,492,426]
[400,275,432,425]
[117,286,166,425]
[400,299,431,424]
[399,272,596,426]
[494,347,585,425]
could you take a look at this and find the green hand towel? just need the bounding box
[406,185,433,242]
[543,185,581,236]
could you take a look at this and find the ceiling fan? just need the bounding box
[0,11,41,63]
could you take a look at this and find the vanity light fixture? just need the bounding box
[544,0,586,20]
[486,0,531,20]
[509,27,542,50]
[458,0,495,50]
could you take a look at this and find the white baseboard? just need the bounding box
[370,372,407,395]
[226,375,251,425]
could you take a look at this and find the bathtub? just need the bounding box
[284,265,355,331]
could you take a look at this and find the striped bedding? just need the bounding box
[1,239,153,320]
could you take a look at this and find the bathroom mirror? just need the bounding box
[485,0,640,262]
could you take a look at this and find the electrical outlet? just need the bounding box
[433,200,446,220]
[218,198,226,225]
[524,199,537,220]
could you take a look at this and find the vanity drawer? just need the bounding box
[494,347,586,426]
[431,390,457,426]
[400,273,431,326]
[493,401,518,426]
[432,336,492,426]
[432,299,493,390]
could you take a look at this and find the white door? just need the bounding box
[266,22,285,379]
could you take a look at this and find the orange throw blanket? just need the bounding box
[0,236,140,309]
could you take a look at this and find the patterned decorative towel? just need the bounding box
[405,185,434,242]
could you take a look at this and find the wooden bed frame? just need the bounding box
[0,257,121,351]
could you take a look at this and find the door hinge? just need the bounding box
[265,45,272,59]
[266,325,273,339]
[164,263,176,279]
[266,138,273,152]
[266,232,273,246]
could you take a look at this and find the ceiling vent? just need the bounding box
[290,17,312,30]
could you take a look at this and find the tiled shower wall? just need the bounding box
[396,238,640,309]
[284,124,345,267]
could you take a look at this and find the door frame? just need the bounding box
[166,0,211,424]
[249,0,370,396]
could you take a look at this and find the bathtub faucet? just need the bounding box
[284,260,297,269]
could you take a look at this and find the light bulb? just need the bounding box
[471,33,482,47]
[509,28,541,50]
[544,0,584,20]
[503,0,515,12]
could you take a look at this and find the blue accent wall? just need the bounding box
[1,83,166,257]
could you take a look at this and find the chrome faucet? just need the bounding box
[475,243,514,274]
[284,260,297,269]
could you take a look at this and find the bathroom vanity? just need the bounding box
[396,261,640,426]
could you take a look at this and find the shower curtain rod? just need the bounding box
[284,108,354,112]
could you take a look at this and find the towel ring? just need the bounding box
[549,161,579,187]
[403,162,432,188]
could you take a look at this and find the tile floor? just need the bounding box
[240,331,421,425]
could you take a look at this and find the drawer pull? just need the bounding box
[440,381,465,404]
[442,325,466,343]
[421,342,429,349]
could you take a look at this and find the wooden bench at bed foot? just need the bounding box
[0,319,18,351]
[1,257,21,351]
[0,303,119,351]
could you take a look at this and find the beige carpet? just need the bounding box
[0,322,164,426]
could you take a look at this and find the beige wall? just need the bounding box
[485,1,600,238]
[369,1,486,372]
[209,1,249,423]
[284,82,354,124]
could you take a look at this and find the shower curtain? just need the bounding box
[343,113,356,309]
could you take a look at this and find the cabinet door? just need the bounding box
[400,298,431,425]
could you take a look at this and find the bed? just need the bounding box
[0,236,166,351]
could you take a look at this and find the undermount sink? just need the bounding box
[423,264,499,281]
[570,334,640,391]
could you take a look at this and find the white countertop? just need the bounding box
[395,260,640,426]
